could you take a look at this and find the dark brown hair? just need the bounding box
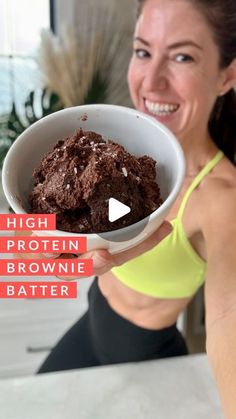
[137,0,236,164]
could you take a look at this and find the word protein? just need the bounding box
[0,236,87,254]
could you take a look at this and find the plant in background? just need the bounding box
[0,88,62,168]
[0,0,134,168]
[37,0,133,108]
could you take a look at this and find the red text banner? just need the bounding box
[0,282,77,298]
[0,259,93,276]
[0,236,87,254]
[0,214,56,231]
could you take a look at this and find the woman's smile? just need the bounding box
[128,0,226,145]
[144,98,180,119]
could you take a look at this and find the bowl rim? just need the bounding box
[2,104,186,238]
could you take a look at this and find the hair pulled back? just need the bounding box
[137,0,236,164]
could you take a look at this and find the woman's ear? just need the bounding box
[218,58,236,96]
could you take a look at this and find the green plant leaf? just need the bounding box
[24,91,38,125]
[0,88,63,168]
[7,104,25,135]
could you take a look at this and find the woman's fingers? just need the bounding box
[56,251,114,280]
[57,221,172,280]
[15,221,172,280]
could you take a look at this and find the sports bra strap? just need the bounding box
[177,150,224,220]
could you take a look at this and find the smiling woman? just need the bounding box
[135,0,236,163]
[12,2,236,418]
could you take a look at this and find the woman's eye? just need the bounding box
[134,49,150,59]
[174,54,194,63]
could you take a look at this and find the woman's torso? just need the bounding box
[98,151,235,330]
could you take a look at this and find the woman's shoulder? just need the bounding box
[201,155,236,232]
[205,155,236,196]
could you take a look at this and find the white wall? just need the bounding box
[54,0,137,34]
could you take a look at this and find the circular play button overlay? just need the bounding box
[108,198,131,222]
[98,196,150,243]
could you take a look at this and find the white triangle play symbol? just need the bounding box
[108,198,131,222]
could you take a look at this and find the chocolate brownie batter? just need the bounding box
[29,129,162,233]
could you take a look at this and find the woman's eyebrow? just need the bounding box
[134,36,150,46]
[134,37,203,51]
[167,40,203,51]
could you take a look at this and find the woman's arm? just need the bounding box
[14,222,172,277]
[204,187,236,419]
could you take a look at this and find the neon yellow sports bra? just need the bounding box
[112,151,224,298]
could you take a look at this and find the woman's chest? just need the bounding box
[165,180,206,261]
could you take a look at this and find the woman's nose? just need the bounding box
[143,63,168,92]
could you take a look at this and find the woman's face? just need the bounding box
[128,0,226,142]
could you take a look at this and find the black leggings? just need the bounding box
[37,278,188,373]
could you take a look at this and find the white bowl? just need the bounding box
[2,104,185,254]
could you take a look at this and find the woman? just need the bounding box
[26,0,236,416]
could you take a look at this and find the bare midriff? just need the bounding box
[98,271,193,330]
[97,179,203,331]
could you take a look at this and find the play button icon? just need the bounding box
[98,197,150,243]
[108,198,131,222]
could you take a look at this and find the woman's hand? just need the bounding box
[89,221,172,275]
[15,221,172,279]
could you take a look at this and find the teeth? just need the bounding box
[145,100,179,115]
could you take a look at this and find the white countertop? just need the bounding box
[0,354,224,419]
